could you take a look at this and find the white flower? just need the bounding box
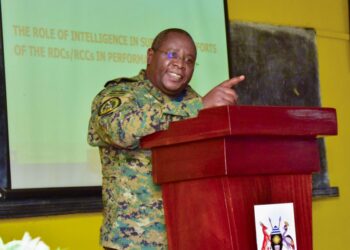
[0,232,50,250]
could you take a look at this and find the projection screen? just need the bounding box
[1,0,229,189]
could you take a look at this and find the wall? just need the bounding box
[0,213,102,249]
[228,0,350,249]
[0,1,349,249]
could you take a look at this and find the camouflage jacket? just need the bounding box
[87,70,202,249]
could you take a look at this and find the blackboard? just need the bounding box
[228,21,338,196]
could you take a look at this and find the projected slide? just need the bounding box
[1,0,229,188]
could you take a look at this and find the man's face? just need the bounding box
[146,32,197,97]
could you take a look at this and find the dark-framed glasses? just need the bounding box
[153,48,198,67]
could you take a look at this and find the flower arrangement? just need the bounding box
[0,232,51,250]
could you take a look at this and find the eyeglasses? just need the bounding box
[153,48,198,67]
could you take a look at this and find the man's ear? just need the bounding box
[147,48,154,65]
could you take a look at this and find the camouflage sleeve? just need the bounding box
[88,93,164,149]
[88,90,202,150]
[162,96,203,117]
[87,81,204,149]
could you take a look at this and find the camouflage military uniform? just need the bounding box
[88,70,202,249]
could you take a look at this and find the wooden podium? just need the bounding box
[141,105,337,250]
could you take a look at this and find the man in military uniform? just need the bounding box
[88,28,244,250]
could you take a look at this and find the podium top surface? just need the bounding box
[141,105,337,149]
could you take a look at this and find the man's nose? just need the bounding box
[172,56,185,68]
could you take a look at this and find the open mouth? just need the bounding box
[168,72,183,81]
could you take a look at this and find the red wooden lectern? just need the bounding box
[141,105,337,250]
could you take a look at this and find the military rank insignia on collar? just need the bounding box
[98,97,122,116]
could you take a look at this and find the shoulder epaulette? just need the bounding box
[104,77,139,88]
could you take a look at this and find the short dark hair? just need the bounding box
[151,28,196,53]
